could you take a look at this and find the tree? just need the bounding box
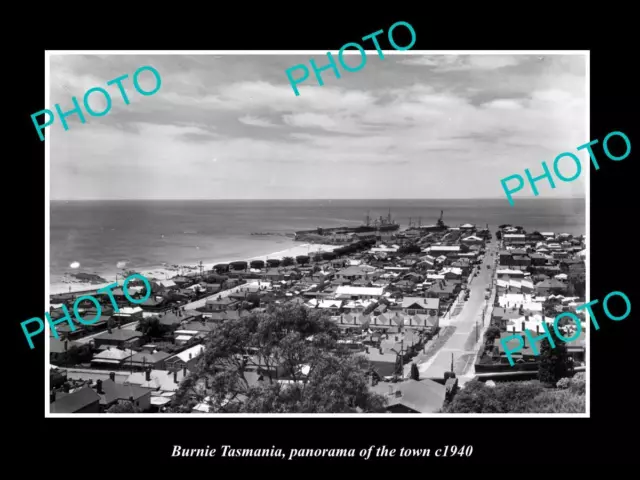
[295,255,310,265]
[484,326,501,344]
[168,304,387,413]
[538,338,569,386]
[410,363,420,381]
[54,344,94,367]
[398,244,421,255]
[137,316,171,338]
[106,400,142,413]
[281,256,294,267]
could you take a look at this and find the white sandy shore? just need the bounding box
[49,243,338,296]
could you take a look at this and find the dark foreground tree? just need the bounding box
[410,363,420,381]
[106,400,142,413]
[442,379,584,413]
[168,304,387,413]
[281,256,295,267]
[538,338,569,386]
[137,316,171,338]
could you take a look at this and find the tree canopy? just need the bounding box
[106,400,143,414]
[398,243,422,255]
[442,377,585,413]
[137,316,173,338]
[538,337,570,386]
[281,256,294,267]
[169,304,387,413]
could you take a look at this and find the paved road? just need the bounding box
[418,241,498,380]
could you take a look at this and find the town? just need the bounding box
[48,212,586,414]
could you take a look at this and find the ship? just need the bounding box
[294,209,400,239]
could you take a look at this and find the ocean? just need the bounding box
[50,198,585,286]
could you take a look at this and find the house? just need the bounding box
[125,368,188,393]
[94,378,153,412]
[424,246,460,256]
[128,350,172,370]
[335,286,385,300]
[112,306,144,324]
[426,281,458,301]
[165,344,206,372]
[50,386,101,414]
[335,265,376,281]
[371,379,446,413]
[94,328,143,350]
[503,234,526,245]
[64,368,131,384]
[535,278,569,296]
[461,235,484,246]
[204,296,239,312]
[50,337,80,364]
[91,347,135,369]
[401,297,440,316]
[496,269,525,280]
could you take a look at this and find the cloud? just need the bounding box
[50,54,587,200]
[238,115,277,127]
[398,55,523,71]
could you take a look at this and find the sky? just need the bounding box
[49,53,587,200]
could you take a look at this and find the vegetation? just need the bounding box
[398,243,421,255]
[52,343,94,367]
[106,400,143,413]
[281,256,294,267]
[249,260,265,269]
[137,316,173,339]
[484,325,501,345]
[410,363,420,380]
[538,337,570,386]
[168,304,387,413]
[442,375,585,413]
[295,255,310,265]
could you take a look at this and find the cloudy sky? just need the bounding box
[49,53,587,200]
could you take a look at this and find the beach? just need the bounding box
[49,243,337,295]
[50,198,585,296]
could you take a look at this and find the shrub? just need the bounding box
[569,372,586,395]
[526,390,585,413]
[556,377,571,389]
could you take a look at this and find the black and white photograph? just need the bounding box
[45,51,588,416]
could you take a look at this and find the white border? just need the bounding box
[44,50,590,418]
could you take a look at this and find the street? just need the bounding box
[417,240,498,380]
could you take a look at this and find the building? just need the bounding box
[165,344,206,372]
[50,386,101,414]
[94,329,143,350]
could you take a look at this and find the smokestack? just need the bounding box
[63,383,70,393]
[145,367,151,381]
[96,379,104,394]
[109,372,115,382]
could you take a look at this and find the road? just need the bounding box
[417,240,498,380]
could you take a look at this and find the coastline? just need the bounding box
[49,243,338,296]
